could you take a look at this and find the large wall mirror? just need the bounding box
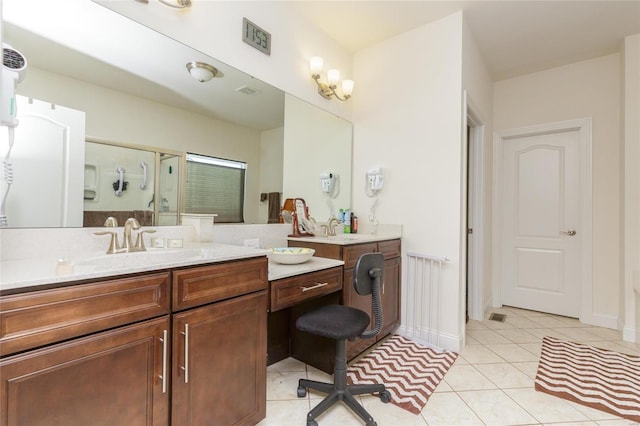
[1,0,352,228]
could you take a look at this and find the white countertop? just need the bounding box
[1,243,347,294]
[287,233,400,245]
[0,243,268,293]
[268,257,344,281]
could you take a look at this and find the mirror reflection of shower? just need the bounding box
[84,140,181,227]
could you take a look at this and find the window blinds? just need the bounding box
[184,154,246,223]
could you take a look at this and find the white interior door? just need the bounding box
[500,128,582,317]
[1,96,85,227]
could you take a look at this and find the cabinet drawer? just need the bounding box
[342,243,378,269]
[378,239,401,260]
[270,267,342,312]
[173,257,268,311]
[0,273,170,357]
[288,240,341,260]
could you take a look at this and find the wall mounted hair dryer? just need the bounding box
[366,167,384,196]
[2,43,28,127]
[1,44,27,227]
[320,171,336,194]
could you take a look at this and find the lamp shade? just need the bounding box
[309,56,323,75]
[341,80,354,96]
[327,69,340,85]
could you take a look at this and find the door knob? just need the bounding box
[563,229,577,236]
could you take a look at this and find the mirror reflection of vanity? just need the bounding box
[1,0,352,229]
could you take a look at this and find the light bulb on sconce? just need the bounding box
[309,56,354,101]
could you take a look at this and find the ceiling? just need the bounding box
[287,1,640,81]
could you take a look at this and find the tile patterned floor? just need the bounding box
[257,306,640,426]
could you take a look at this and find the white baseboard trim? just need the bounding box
[397,325,461,353]
[588,312,619,330]
[623,326,638,343]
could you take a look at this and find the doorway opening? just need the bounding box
[465,94,486,324]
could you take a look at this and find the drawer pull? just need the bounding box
[159,329,168,393]
[180,323,189,384]
[301,282,329,292]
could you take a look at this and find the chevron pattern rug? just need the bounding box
[535,336,640,422]
[346,334,458,414]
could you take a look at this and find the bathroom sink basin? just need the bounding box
[75,248,206,270]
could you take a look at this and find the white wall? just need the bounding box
[462,17,494,323]
[493,54,622,326]
[623,34,640,342]
[352,12,465,351]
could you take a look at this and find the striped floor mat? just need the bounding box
[346,334,458,414]
[535,336,640,422]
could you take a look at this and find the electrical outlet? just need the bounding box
[244,238,260,248]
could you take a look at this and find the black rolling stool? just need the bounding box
[296,252,391,426]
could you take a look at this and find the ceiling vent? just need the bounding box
[235,86,261,96]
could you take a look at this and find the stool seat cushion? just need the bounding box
[296,304,371,340]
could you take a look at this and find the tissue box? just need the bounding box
[181,214,217,242]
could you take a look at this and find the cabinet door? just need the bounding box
[0,317,170,426]
[380,256,401,338]
[172,290,267,426]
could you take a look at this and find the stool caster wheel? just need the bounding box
[380,390,392,403]
[297,386,307,398]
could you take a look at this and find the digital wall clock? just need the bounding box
[242,18,271,55]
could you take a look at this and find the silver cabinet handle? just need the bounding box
[563,229,577,236]
[159,329,168,393]
[180,323,189,384]
[301,282,328,292]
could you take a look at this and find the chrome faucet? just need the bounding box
[94,216,120,254]
[95,217,156,254]
[123,218,156,252]
[122,217,141,252]
[327,217,339,236]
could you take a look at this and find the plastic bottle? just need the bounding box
[352,213,358,234]
[338,208,344,223]
[343,209,351,233]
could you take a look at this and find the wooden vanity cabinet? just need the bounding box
[0,256,269,426]
[288,238,401,360]
[171,258,268,426]
[0,272,171,426]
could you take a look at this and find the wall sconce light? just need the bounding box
[309,56,354,101]
[186,62,219,82]
[135,0,192,9]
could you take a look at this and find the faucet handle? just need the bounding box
[103,216,118,227]
[94,231,120,254]
[134,229,157,251]
[125,217,141,229]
